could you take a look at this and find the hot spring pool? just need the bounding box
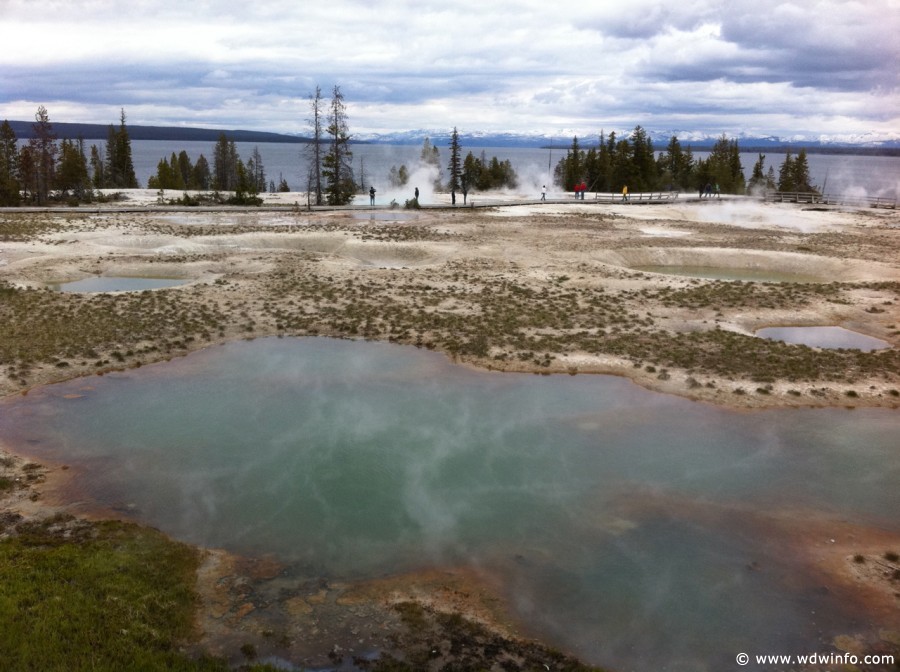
[2,337,897,670]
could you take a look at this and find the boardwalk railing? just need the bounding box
[593,191,680,203]
[767,191,897,209]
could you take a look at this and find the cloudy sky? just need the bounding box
[1,0,898,141]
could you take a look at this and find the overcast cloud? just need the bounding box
[1,0,898,141]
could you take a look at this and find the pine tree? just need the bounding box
[748,153,776,193]
[611,136,635,193]
[248,146,266,193]
[657,136,693,190]
[0,120,20,206]
[29,105,57,204]
[778,152,796,191]
[705,134,745,194]
[177,151,193,188]
[89,145,104,189]
[554,136,583,190]
[213,134,239,191]
[630,126,657,190]
[791,148,814,192]
[104,109,138,188]
[56,138,90,198]
[193,155,211,191]
[305,86,325,205]
[322,85,354,205]
[18,145,35,203]
[168,153,185,190]
[596,131,615,192]
[448,127,462,196]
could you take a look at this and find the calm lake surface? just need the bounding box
[125,140,900,200]
[2,338,898,671]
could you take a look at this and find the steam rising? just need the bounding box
[3,338,898,670]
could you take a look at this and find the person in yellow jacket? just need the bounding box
[622,185,629,202]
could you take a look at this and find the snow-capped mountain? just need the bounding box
[356,128,900,149]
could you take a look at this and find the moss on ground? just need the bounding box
[0,515,282,671]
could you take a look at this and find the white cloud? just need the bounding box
[0,0,898,139]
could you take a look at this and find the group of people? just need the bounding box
[573,182,588,199]
[700,183,720,198]
[368,185,421,206]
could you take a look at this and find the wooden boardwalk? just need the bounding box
[766,191,897,209]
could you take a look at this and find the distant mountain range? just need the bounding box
[359,129,900,153]
[6,120,310,144]
[6,120,899,154]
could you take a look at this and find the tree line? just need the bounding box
[553,127,814,195]
[1,100,817,208]
[146,136,288,203]
[1,107,138,206]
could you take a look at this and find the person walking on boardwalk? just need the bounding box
[622,185,629,202]
[369,186,376,205]
[541,185,546,201]
[414,186,419,203]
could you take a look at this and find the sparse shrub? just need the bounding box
[885,551,900,563]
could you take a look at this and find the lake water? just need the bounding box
[123,140,900,201]
[2,337,898,671]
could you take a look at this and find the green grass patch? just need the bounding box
[0,516,267,671]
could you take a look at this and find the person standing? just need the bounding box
[622,185,629,202]
[369,186,376,205]
[541,185,546,201]
[414,186,419,203]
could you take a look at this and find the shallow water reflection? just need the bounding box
[1,338,898,670]
[756,326,890,351]
[632,265,824,283]
[49,276,188,292]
